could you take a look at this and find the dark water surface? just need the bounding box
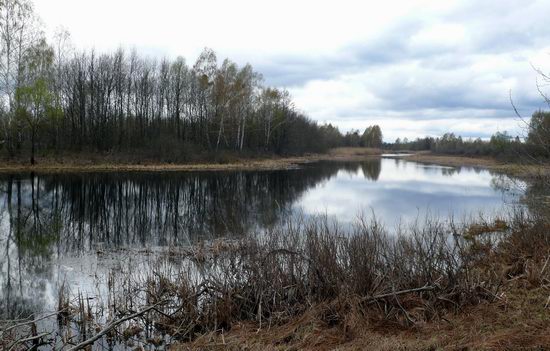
[0,158,523,318]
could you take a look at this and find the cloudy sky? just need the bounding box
[36,0,550,141]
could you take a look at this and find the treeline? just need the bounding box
[389,132,521,158]
[388,110,550,160]
[0,0,345,164]
[341,125,383,148]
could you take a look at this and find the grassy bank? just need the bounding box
[178,286,550,350]
[3,212,548,350]
[400,151,501,168]
[0,148,382,173]
[400,152,550,181]
[1,147,544,176]
[164,213,550,350]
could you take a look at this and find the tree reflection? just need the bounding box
[0,175,63,318]
[361,159,381,181]
[318,159,382,181]
[1,165,353,317]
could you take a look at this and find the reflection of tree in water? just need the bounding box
[0,160,387,317]
[489,171,550,219]
[441,167,459,176]
[1,164,359,317]
[317,159,381,181]
[361,160,381,181]
[440,166,484,177]
[0,175,63,318]
[1,168,347,252]
[520,178,550,219]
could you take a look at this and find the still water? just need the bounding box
[0,157,522,318]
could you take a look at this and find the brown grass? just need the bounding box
[3,148,546,178]
[401,152,550,179]
[174,285,549,351]
[401,152,501,168]
[95,213,550,350]
[465,218,510,238]
[1,148,548,179]
[326,147,383,158]
[0,148,383,173]
[3,212,549,350]
[171,212,547,350]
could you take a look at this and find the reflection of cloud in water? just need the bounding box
[295,158,518,226]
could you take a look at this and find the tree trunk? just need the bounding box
[30,127,35,165]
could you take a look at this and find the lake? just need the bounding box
[0,157,524,319]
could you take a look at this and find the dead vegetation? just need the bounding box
[401,152,501,168]
[1,212,549,350]
[0,147,383,173]
[465,218,510,238]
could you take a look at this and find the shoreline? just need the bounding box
[399,152,550,179]
[0,147,382,173]
[398,151,500,168]
[0,149,546,178]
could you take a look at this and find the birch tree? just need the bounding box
[0,0,41,153]
[15,38,55,164]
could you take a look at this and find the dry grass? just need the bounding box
[174,216,550,351]
[465,218,510,238]
[402,152,501,168]
[163,212,550,350]
[2,148,545,177]
[0,148,382,173]
[0,158,308,173]
[326,147,383,158]
[1,148,547,179]
[175,285,549,351]
[2,212,548,350]
[80,213,550,349]
[401,152,550,179]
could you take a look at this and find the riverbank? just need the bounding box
[399,151,500,168]
[0,147,383,173]
[176,286,550,350]
[399,151,550,180]
[164,213,550,351]
[2,148,545,175]
[3,213,547,351]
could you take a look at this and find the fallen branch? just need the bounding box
[66,300,167,351]
[7,332,50,351]
[1,309,66,336]
[540,255,550,276]
[363,285,436,302]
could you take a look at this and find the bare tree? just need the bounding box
[0,6,338,162]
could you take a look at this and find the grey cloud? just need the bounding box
[259,0,550,88]
[256,0,550,139]
[256,56,341,87]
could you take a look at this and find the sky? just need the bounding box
[35,0,550,141]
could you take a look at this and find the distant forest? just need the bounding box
[1,0,549,164]
[386,109,550,160]
[0,0,352,164]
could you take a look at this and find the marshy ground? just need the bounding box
[2,212,549,350]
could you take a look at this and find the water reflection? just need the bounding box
[0,158,524,318]
[295,159,521,225]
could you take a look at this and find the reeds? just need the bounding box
[3,211,549,349]
[94,212,550,343]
